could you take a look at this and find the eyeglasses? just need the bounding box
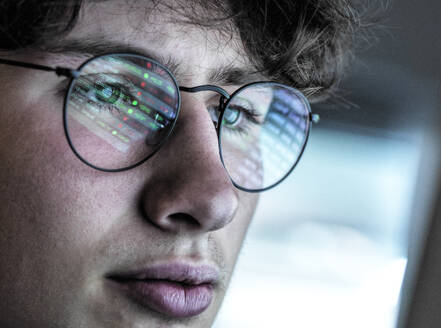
[0,53,319,192]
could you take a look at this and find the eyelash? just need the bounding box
[228,104,261,125]
[208,103,262,136]
[228,107,261,135]
[59,74,136,114]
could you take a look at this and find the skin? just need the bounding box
[0,2,260,327]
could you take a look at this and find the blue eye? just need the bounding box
[223,106,241,126]
[71,73,137,111]
[94,82,122,104]
[72,75,137,114]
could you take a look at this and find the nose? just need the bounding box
[140,94,239,233]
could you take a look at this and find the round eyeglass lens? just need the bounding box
[219,83,311,191]
[65,54,180,170]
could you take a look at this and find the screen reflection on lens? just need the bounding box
[219,83,311,191]
[65,54,180,171]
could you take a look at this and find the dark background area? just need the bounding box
[313,0,440,133]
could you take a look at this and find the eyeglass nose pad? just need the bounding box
[212,95,227,133]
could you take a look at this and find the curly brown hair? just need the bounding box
[0,0,374,102]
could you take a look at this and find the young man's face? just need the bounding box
[0,2,259,327]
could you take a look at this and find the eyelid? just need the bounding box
[78,73,138,102]
[88,73,136,91]
[227,104,261,124]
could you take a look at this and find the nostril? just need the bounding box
[168,212,201,230]
[150,212,204,233]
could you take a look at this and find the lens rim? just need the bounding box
[217,81,312,193]
[63,53,181,172]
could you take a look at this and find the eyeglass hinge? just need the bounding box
[310,113,320,124]
[55,67,81,79]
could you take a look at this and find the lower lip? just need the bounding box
[111,279,214,318]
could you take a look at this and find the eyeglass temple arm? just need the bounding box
[0,58,80,78]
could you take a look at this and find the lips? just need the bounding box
[107,263,219,318]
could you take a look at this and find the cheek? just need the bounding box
[0,87,126,270]
[0,91,138,318]
[0,74,69,165]
[0,91,79,210]
[219,192,259,269]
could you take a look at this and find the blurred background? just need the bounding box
[214,0,440,327]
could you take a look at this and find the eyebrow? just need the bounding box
[45,38,260,86]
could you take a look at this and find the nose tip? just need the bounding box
[142,174,238,233]
[189,177,239,231]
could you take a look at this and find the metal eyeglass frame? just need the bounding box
[0,53,320,193]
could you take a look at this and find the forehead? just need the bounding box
[61,0,251,84]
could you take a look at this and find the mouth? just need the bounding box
[106,263,219,318]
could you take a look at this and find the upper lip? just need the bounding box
[107,262,220,286]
